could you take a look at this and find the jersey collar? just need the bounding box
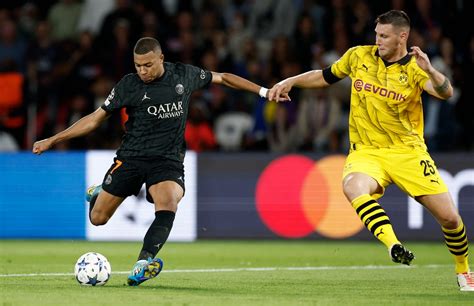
[375,48,411,67]
[147,63,169,83]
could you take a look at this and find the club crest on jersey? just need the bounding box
[399,72,408,84]
[175,84,184,95]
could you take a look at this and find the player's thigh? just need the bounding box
[148,181,184,212]
[92,190,125,218]
[94,159,144,221]
[343,149,390,199]
[385,148,448,197]
[145,158,185,208]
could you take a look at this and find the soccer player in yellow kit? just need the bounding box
[268,10,473,291]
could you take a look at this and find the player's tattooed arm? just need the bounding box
[426,72,453,100]
[433,76,450,96]
[410,46,453,100]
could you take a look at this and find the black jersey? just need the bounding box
[101,62,212,162]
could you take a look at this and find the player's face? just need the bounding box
[375,23,406,62]
[134,50,164,83]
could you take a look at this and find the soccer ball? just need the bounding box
[74,252,111,286]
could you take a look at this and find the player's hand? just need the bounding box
[409,46,433,72]
[268,80,293,102]
[32,138,53,155]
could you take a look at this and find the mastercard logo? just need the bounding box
[255,155,364,239]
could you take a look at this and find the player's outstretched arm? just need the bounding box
[409,46,453,100]
[32,107,110,154]
[268,70,330,102]
[210,72,286,102]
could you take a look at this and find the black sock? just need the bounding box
[89,193,98,223]
[138,210,176,260]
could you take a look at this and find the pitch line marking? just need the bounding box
[0,264,451,278]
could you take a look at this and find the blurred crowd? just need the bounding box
[0,0,472,152]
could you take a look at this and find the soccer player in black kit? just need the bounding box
[32,37,273,286]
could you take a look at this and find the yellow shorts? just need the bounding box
[342,145,448,198]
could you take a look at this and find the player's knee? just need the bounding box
[152,191,182,211]
[160,198,179,211]
[342,177,364,201]
[342,186,356,201]
[439,214,461,230]
[90,211,110,226]
[343,173,380,201]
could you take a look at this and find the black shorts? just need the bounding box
[101,157,185,203]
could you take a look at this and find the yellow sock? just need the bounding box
[442,221,470,274]
[351,194,400,248]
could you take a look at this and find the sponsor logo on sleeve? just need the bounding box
[104,88,115,106]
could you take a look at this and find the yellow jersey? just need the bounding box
[323,45,429,149]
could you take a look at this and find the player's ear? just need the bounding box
[400,29,409,42]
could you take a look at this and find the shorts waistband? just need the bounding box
[350,143,427,151]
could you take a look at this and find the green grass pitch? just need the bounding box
[0,240,472,305]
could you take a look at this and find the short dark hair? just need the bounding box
[375,10,410,29]
[134,37,161,54]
